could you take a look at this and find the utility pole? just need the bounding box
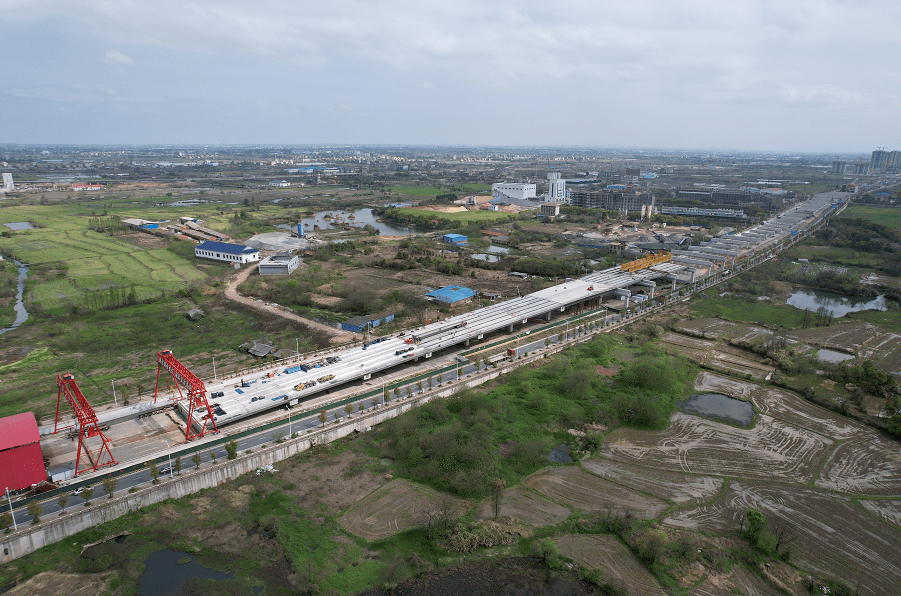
[5,487,17,531]
[111,380,118,407]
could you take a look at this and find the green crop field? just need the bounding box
[0,204,210,309]
[391,185,444,196]
[841,204,901,228]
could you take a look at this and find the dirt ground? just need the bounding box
[473,486,570,526]
[339,478,471,541]
[816,433,901,496]
[523,466,669,518]
[3,571,116,596]
[554,534,667,596]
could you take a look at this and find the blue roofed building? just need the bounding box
[340,312,395,333]
[443,233,468,245]
[195,240,261,264]
[426,285,477,306]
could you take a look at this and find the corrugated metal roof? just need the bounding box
[0,412,40,451]
[196,240,258,255]
[426,286,477,304]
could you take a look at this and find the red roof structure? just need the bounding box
[0,412,41,451]
[0,412,46,491]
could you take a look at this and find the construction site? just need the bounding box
[2,192,847,495]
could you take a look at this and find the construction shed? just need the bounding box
[258,252,300,275]
[442,233,468,245]
[425,286,477,306]
[341,312,395,333]
[0,412,47,491]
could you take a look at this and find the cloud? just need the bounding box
[103,49,134,66]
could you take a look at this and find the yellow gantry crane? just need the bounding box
[620,251,671,273]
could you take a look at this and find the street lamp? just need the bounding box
[212,357,217,381]
[295,338,300,358]
[288,409,292,438]
[111,380,118,407]
[162,440,173,480]
[5,487,17,531]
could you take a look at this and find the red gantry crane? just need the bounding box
[54,373,117,477]
[154,350,218,442]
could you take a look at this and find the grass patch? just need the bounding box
[392,207,511,223]
[841,204,901,228]
[690,292,805,327]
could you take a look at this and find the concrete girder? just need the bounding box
[635,280,656,298]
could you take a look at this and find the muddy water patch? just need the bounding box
[679,393,754,426]
[815,348,855,364]
[787,290,887,317]
[139,548,234,596]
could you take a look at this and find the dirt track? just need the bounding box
[224,266,354,344]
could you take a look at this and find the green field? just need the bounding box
[390,183,492,196]
[841,204,901,228]
[0,205,209,309]
[393,207,511,224]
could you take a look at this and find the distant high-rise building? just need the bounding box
[831,160,848,175]
[1,173,13,192]
[871,150,888,172]
[545,172,568,203]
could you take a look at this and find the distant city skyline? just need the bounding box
[3,0,900,152]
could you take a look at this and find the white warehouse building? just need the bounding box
[195,240,260,264]
[492,182,537,201]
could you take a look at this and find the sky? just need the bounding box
[2,0,900,152]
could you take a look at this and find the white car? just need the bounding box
[72,487,84,496]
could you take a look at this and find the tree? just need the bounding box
[383,388,390,403]
[416,380,423,393]
[344,403,353,417]
[27,500,43,524]
[545,338,551,349]
[174,456,182,475]
[406,386,413,397]
[145,462,160,485]
[225,440,238,460]
[394,387,401,399]
[492,478,506,518]
[358,402,365,414]
[427,377,433,390]
[81,486,95,505]
[101,475,118,499]
[437,373,443,386]
[0,512,12,532]
[319,409,327,426]
[209,450,217,463]
[333,412,339,423]
[273,430,286,443]
[57,493,69,514]
[192,453,202,469]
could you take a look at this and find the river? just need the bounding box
[0,259,29,335]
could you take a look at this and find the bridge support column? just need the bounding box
[671,278,677,291]
[508,324,514,333]
[546,311,552,321]
[465,339,470,346]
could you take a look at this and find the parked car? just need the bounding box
[72,487,84,496]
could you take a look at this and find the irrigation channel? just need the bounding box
[0,258,29,335]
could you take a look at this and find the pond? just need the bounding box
[486,245,510,254]
[680,393,754,426]
[0,259,29,336]
[470,253,501,263]
[815,349,856,364]
[139,548,235,596]
[3,222,34,230]
[546,444,573,463]
[787,290,888,318]
[277,208,415,236]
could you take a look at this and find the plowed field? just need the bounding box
[523,467,668,518]
[581,458,722,505]
[339,479,471,541]
[663,480,901,596]
[677,318,739,338]
[816,433,901,495]
[858,499,901,528]
[473,487,570,527]
[694,371,756,398]
[554,534,667,596]
[661,332,716,350]
[604,413,832,482]
[750,386,865,440]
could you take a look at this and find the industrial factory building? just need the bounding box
[258,252,299,275]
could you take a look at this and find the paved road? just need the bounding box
[224,266,354,344]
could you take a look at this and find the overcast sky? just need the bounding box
[2,0,899,152]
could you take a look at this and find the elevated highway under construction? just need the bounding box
[37,191,849,484]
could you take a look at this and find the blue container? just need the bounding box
[297,223,304,237]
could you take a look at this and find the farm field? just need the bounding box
[749,385,865,439]
[603,412,833,482]
[842,203,901,228]
[693,371,755,398]
[663,480,901,596]
[676,318,740,338]
[816,433,901,496]
[581,458,722,506]
[554,534,667,596]
[523,466,669,518]
[858,498,901,528]
[473,487,570,526]
[338,479,471,541]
